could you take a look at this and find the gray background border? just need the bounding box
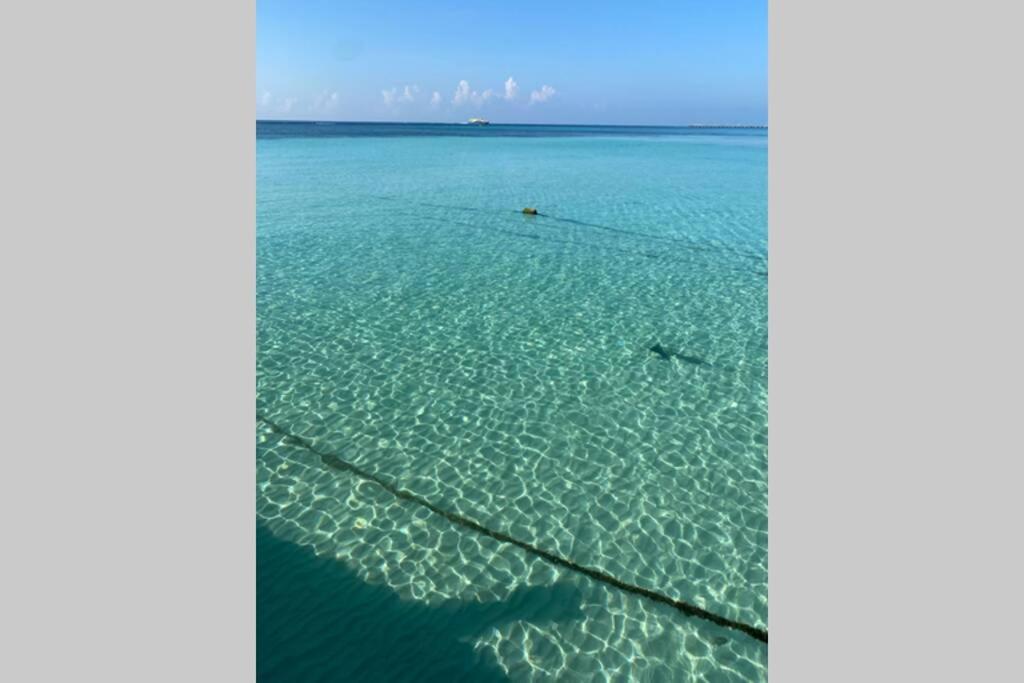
[2,1,255,680]
[2,1,1020,680]
[771,1,1021,679]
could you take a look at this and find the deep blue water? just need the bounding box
[257,120,767,140]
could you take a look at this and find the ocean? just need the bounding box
[257,121,767,681]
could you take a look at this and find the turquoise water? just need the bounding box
[257,122,767,681]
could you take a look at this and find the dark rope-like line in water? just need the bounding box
[387,209,765,279]
[369,195,768,265]
[257,412,768,644]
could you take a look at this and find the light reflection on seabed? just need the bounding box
[257,131,767,681]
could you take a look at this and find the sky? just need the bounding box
[256,1,766,126]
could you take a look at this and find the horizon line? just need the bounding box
[256,118,768,129]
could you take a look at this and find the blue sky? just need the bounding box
[257,1,766,125]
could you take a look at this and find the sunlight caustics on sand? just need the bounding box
[257,122,767,682]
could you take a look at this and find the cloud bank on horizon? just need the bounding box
[256,1,766,125]
[426,77,551,109]
[261,76,558,120]
[529,84,557,105]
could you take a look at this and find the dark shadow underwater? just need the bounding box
[257,523,585,682]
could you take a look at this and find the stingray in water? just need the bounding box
[649,343,711,367]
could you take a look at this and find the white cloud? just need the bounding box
[430,91,441,108]
[257,93,300,115]
[314,90,340,111]
[473,88,495,106]
[399,85,419,103]
[529,84,556,104]
[503,77,518,100]
[445,78,557,108]
[453,80,497,107]
[453,80,471,105]
[384,85,419,107]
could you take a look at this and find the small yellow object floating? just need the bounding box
[522,207,538,215]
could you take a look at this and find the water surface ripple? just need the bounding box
[257,123,767,681]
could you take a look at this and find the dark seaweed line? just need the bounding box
[369,194,768,265]
[389,209,765,279]
[257,412,768,645]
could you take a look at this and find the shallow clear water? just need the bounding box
[257,122,767,681]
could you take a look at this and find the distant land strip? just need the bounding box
[255,119,766,128]
[685,124,767,129]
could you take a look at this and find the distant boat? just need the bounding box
[467,118,490,125]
